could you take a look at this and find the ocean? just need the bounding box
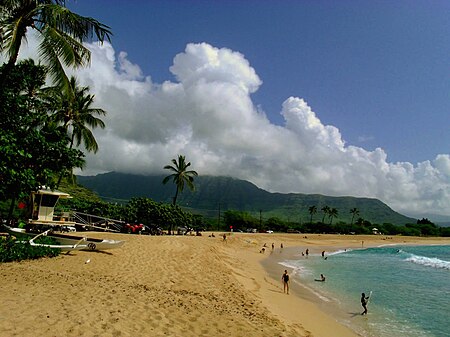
[280,245,450,337]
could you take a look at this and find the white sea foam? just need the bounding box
[278,260,310,276]
[404,254,450,270]
[327,249,351,256]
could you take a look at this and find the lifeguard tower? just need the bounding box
[29,188,75,226]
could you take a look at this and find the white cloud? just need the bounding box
[13,38,450,217]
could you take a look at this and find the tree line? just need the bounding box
[0,2,198,227]
[0,0,111,220]
[221,209,450,237]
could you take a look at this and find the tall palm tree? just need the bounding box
[308,205,317,224]
[329,207,338,225]
[162,155,198,206]
[51,76,106,152]
[321,205,330,223]
[350,207,360,225]
[49,76,106,186]
[0,0,112,89]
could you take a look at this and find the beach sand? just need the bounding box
[1,232,449,337]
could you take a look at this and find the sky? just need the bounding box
[12,1,450,219]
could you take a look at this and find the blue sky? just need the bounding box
[17,0,446,219]
[68,0,450,164]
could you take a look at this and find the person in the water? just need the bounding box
[361,292,370,315]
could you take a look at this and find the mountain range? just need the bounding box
[77,172,418,225]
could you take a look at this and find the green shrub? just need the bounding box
[0,236,61,263]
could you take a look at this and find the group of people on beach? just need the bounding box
[260,242,283,253]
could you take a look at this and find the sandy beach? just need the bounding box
[1,232,449,337]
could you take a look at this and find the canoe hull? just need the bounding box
[3,225,125,251]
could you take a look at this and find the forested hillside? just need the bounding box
[78,172,416,225]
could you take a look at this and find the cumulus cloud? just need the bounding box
[13,38,450,217]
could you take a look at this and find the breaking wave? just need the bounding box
[404,254,450,270]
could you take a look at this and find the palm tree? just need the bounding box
[350,207,360,225]
[328,208,338,225]
[56,76,106,152]
[50,76,106,186]
[162,155,198,206]
[308,206,317,224]
[321,206,330,223]
[0,0,111,89]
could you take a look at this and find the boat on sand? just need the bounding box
[3,187,125,252]
[4,224,125,251]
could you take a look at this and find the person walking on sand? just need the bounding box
[282,270,290,294]
[361,292,370,315]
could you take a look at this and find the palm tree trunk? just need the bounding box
[173,188,179,206]
[56,132,75,188]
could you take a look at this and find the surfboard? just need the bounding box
[366,291,373,306]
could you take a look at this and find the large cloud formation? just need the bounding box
[15,39,450,217]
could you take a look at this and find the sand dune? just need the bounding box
[1,232,449,337]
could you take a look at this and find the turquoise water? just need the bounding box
[281,245,450,337]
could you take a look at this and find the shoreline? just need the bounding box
[1,232,449,336]
[257,234,450,337]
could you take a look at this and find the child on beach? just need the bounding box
[282,270,290,294]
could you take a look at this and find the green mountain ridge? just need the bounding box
[77,172,416,225]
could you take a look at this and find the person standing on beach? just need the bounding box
[282,270,290,294]
[361,292,370,315]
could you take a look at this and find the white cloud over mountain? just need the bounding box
[15,38,450,217]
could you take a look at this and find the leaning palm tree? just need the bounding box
[350,207,360,225]
[308,205,317,224]
[0,0,111,89]
[162,155,198,206]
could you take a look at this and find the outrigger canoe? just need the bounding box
[3,225,125,252]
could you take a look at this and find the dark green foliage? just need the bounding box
[265,217,289,232]
[78,173,416,225]
[439,227,450,237]
[50,179,194,232]
[125,197,193,232]
[0,60,84,206]
[417,218,434,225]
[223,210,259,231]
[0,236,60,263]
[47,181,450,237]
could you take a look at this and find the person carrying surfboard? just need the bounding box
[361,292,370,315]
